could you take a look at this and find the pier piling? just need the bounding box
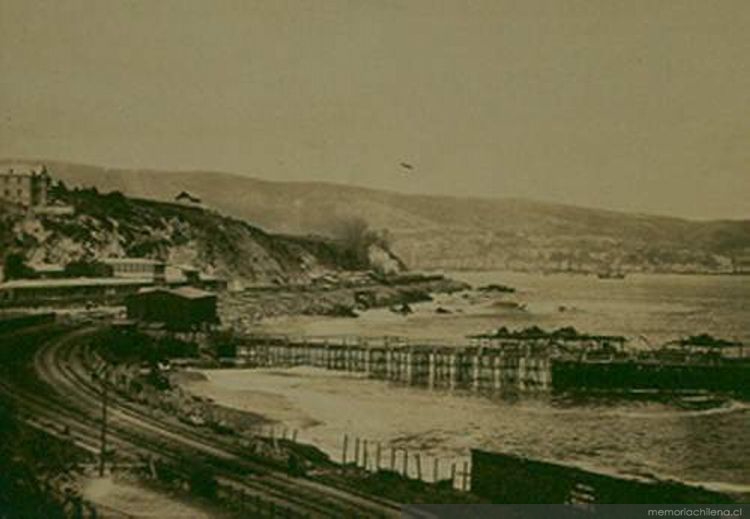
[363,440,369,471]
[237,333,569,395]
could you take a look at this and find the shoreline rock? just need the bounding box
[220,274,468,325]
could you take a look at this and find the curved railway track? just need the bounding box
[1,324,402,518]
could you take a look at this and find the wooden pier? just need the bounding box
[234,335,561,392]
[224,331,749,394]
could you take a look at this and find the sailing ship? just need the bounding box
[597,268,626,279]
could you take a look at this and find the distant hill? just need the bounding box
[5,159,749,273]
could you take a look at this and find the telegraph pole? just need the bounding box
[97,369,109,477]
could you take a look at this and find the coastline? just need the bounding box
[220,275,469,325]
[174,365,750,492]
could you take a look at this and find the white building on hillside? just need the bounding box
[0,164,51,207]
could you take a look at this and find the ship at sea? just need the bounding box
[597,268,627,279]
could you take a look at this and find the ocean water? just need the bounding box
[210,272,750,491]
[257,271,750,347]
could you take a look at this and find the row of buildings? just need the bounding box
[0,258,223,332]
[0,257,225,308]
[1,164,221,331]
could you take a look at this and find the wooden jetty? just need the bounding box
[230,332,748,395]
[232,334,605,393]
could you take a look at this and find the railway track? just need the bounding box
[1,324,402,518]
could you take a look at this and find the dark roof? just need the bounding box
[176,191,202,203]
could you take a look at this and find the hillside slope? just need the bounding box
[0,185,390,284]
[7,160,750,272]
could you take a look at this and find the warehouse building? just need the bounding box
[125,287,219,331]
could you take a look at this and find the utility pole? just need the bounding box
[98,371,109,477]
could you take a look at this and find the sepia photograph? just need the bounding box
[1,1,748,517]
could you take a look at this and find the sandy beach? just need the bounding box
[180,365,750,487]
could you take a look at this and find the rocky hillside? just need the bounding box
[0,184,401,284]
[6,160,750,273]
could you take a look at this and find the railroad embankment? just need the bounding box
[81,326,482,508]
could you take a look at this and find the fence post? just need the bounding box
[354,437,360,467]
[390,446,396,471]
[342,434,348,465]
[376,442,382,471]
[362,440,369,471]
[415,453,422,480]
[433,457,439,482]
[403,449,409,478]
[451,462,456,489]
[462,460,469,491]
[148,456,158,479]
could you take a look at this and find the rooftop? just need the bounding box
[174,264,200,273]
[1,164,48,177]
[0,277,154,290]
[171,286,216,299]
[102,257,165,266]
[135,286,216,300]
[29,263,66,273]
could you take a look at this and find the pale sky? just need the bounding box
[1,0,748,219]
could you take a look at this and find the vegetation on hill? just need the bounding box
[0,183,401,284]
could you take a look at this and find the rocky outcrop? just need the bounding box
[0,185,402,285]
